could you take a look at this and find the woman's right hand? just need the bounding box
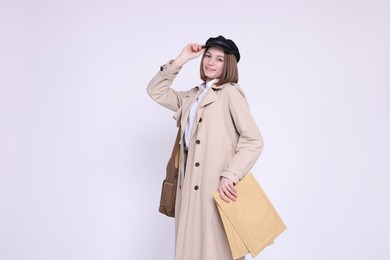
[172,43,205,68]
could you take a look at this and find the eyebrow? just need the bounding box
[206,51,225,58]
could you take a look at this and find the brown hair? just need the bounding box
[200,49,239,86]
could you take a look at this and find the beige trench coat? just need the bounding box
[147,61,264,260]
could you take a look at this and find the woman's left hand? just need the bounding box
[218,177,237,203]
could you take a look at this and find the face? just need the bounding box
[202,47,225,81]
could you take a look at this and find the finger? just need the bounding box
[219,188,231,203]
[222,186,237,202]
[224,183,237,197]
[192,44,204,53]
[191,44,199,51]
[225,189,237,202]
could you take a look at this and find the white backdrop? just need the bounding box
[1,0,389,259]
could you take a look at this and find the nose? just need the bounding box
[207,58,215,67]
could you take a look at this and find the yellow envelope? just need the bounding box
[214,173,287,259]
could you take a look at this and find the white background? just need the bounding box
[1,0,389,259]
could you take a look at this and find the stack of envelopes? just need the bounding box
[214,173,287,259]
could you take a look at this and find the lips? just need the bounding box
[205,66,216,72]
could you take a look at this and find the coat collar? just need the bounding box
[211,82,234,90]
[199,88,217,108]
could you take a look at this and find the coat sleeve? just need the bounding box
[220,85,264,183]
[146,60,192,112]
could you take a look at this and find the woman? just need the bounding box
[147,35,264,260]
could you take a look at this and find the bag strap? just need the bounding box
[171,127,181,159]
[171,127,181,169]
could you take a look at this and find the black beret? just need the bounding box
[204,35,240,62]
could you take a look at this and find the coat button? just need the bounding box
[194,185,199,190]
[160,66,163,71]
[179,185,181,189]
[199,118,202,122]
[196,140,200,144]
[195,162,200,167]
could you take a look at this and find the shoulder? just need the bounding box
[220,83,247,100]
[180,85,201,100]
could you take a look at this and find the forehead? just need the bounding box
[206,46,225,56]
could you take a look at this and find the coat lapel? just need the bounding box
[179,89,202,130]
[199,89,218,108]
[177,85,219,144]
[190,89,218,140]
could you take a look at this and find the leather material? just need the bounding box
[159,128,180,217]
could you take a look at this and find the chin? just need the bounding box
[205,74,216,80]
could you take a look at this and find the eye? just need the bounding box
[218,58,224,62]
[205,54,211,58]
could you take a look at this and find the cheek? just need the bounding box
[202,58,210,66]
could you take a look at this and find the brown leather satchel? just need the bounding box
[159,128,180,217]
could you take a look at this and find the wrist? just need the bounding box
[172,55,189,68]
